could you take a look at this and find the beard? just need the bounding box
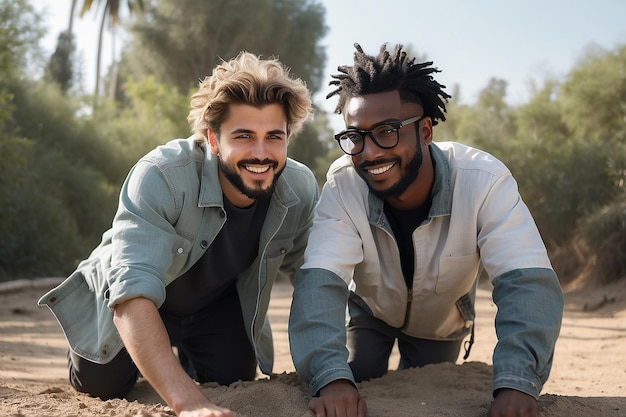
[218,157,284,200]
[359,144,423,200]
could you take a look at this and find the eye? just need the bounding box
[234,133,252,140]
[374,125,397,137]
[340,132,363,144]
[267,134,284,141]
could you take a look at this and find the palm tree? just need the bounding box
[67,0,78,52]
[68,0,145,104]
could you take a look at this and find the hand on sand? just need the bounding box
[488,388,538,417]
[309,379,367,417]
[178,402,235,417]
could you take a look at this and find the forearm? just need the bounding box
[289,268,355,396]
[113,297,212,415]
[491,268,563,398]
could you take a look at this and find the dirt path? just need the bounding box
[1,278,624,416]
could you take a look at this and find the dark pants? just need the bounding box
[347,297,463,382]
[68,290,256,400]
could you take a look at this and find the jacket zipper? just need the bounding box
[250,205,287,373]
[401,288,413,330]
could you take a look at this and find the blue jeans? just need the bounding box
[347,296,463,382]
[68,288,256,399]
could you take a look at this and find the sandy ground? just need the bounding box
[0,277,624,417]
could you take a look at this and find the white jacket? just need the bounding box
[301,141,553,339]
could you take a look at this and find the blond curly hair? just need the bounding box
[188,52,313,142]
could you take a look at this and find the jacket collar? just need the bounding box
[428,143,452,217]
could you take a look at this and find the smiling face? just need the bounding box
[343,90,434,209]
[209,103,289,207]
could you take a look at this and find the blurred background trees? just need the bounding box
[1,0,624,286]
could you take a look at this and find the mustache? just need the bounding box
[358,158,398,170]
[237,158,279,169]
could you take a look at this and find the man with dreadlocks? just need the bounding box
[288,43,563,417]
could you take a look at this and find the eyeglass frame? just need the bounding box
[333,114,425,156]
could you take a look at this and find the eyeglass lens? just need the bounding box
[338,124,399,155]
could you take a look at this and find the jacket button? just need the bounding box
[219,210,226,218]
[49,297,57,303]
[177,248,184,254]
[200,240,208,249]
[280,247,287,254]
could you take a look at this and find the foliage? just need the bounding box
[94,75,191,182]
[44,31,75,93]
[452,78,517,157]
[0,81,119,280]
[72,0,146,100]
[2,0,625,286]
[117,0,331,182]
[0,0,45,77]
[0,127,34,279]
[560,44,626,190]
[287,106,335,186]
[76,0,146,27]
[123,0,327,96]
[578,194,626,283]
[506,81,615,247]
[545,45,626,282]
[515,47,625,248]
[433,84,465,142]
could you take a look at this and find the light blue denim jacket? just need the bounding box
[39,136,318,376]
[289,142,563,398]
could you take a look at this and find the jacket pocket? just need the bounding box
[435,253,480,295]
[166,235,194,277]
[264,233,296,258]
[262,235,296,281]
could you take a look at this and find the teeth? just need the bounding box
[368,163,394,175]
[246,165,270,173]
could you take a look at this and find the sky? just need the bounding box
[36,0,626,130]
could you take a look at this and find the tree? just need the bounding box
[453,78,516,160]
[287,106,335,185]
[71,0,145,102]
[45,30,75,92]
[1,78,123,280]
[556,44,626,281]
[0,0,44,79]
[560,44,626,188]
[117,0,331,180]
[67,0,78,54]
[124,0,327,96]
[497,45,626,249]
[93,74,191,180]
[0,0,122,279]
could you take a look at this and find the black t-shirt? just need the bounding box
[160,196,270,316]
[384,197,431,289]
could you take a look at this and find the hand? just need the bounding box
[113,298,234,417]
[309,379,367,417]
[179,403,235,417]
[488,388,538,417]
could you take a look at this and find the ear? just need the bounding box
[421,116,434,145]
[208,128,219,155]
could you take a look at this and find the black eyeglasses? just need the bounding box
[334,115,425,156]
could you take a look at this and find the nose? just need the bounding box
[250,137,269,159]
[359,132,385,159]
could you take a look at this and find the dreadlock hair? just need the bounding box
[327,43,451,125]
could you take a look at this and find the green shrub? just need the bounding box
[579,196,626,283]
